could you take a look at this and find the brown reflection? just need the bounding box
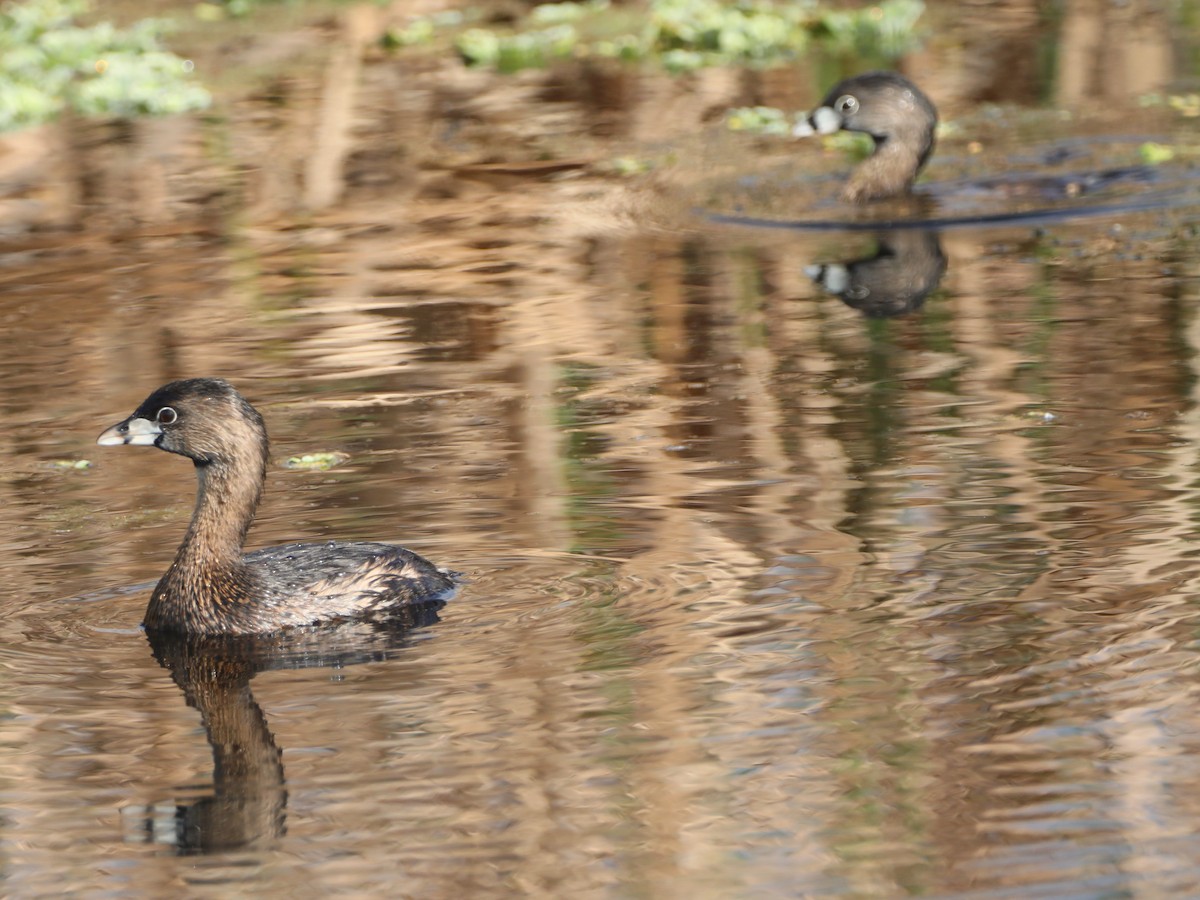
[1058,0,1172,103]
[925,0,1172,107]
[304,6,380,210]
[130,606,440,854]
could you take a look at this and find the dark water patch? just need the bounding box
[708,184,1200,232]
[703,130,1200,233]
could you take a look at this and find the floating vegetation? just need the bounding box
[284,451,351,470]
[193,1,275,20]
[0,0,210,133]
[1169,94,1200,117]
[606,155,656,175]
[1140,142,1176,165]
[383,11,447,48]
[813,0,925,58]
[644,0,817,71]
[458,23,581,73]
[193,0,347,19]
[49,459,92,470]
[726,105,794,136]
[392,0,925,74]
[1140,92,1200,117]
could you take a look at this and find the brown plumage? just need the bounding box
[793,71,938,203]
[98,378,455,635]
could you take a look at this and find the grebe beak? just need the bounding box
[793,105,843,138]
[97,416,161,447]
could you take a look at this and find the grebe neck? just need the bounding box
[176,455,266,566]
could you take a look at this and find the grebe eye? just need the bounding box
[156,407,178,425]
[836,94,859,114]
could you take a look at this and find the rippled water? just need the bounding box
[3,2,1200,898]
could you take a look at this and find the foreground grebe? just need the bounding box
[97,378,455,635]
[793,71,938,203]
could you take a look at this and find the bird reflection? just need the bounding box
[125,603,443,854]
[805,229,946,317]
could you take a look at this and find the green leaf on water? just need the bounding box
[49,459,92,470]
[1139,142,1176,165]
[284,451,351,471]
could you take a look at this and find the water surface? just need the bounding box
[2,2,1200,897]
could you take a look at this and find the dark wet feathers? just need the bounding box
[144,540,455,634]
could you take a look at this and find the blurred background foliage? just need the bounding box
[0,0,926,133]
[444,0,925,73]
[0,0,210,132]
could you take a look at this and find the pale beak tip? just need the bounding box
[96,417,161,447]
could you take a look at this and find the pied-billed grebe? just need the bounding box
[793,71,937,203]
[97,378,455,635]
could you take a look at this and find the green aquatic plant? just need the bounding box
[726,105,793,136]
[447,0,925,74]
[48,459,92,470]
[458,22,580,72]
[530,0,607,25]
[645,0,816,70]
[813,0,924,58]
[1168,93,1200,117]
[0,0,210,133]
[194,0,371,19]
[284,451,351,470]
[606,155,655,175]
[1139,142,1176,165]
[382,9,469,48]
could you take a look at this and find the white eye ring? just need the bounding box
[836,94,859,115]
[156,407,178,425]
